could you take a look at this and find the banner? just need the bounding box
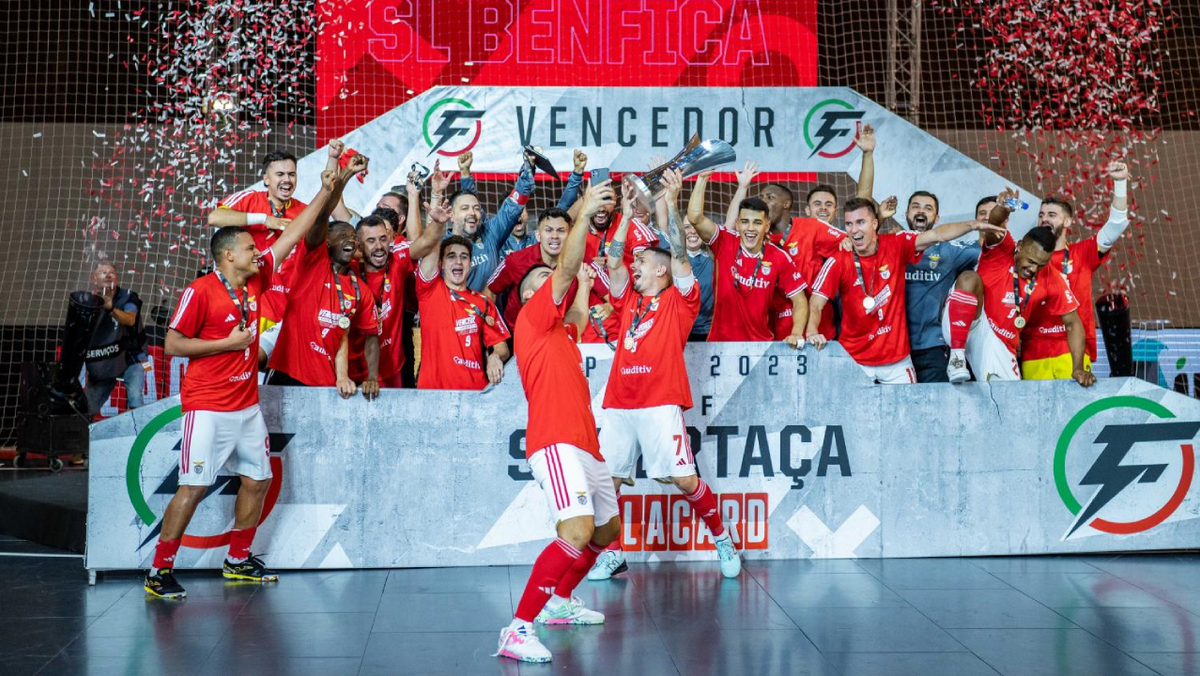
[296,86,1045,234]
[87,342,1200,571]
[316,0,819,142]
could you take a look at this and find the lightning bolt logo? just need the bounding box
[422,98,486,158]
[1065,422,1200,538]
[802,99,865,159]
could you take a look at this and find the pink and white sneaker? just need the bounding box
[494,623,552,663]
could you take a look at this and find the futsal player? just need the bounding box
[496,180,620,664]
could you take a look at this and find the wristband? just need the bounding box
[246,213,267,225]
[1113,179,1127,199]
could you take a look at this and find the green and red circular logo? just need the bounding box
[1055,396,1198,538]
[126,406,283,549]
[422,97,485,157]
[802,98,865,159]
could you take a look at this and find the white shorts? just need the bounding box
[529,444,620,526]
[859,356,916,384]
[941,306,1020,382]
[179,406,272,487]
[599,405,696,484]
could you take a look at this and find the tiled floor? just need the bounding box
[1,535,1197,675]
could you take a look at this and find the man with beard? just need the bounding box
[941,189,1094,386]
[807,198,1001,384]
[485,208,611,330]
[416,198,512,390]
[265,190,381,398]
[686,172,808,345]
[902,191,983,382]
[445,150,535,291]
[348,208,443,388]
[454,149,587,290]
[1019,161,1130,380]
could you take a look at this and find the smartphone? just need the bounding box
[591,167,611,188]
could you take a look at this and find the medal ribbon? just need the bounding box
[449,289,494,330]
[852,251,878,306]
[214,271,248,328]
[331,263,360,322]
[1011,269,1037,318]
[734,249,764,297]
[627,288,666,342]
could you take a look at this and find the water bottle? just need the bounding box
[1004,196,1030,211]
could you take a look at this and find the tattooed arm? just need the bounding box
[661,168,693,280]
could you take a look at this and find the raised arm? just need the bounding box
[914,219,1002,253]
[417,196,452,281]
[983,187,1020,247]
[1097,161,1130,254]
[405,171,423,241]
[557,150,586,211]
[724,161,760,230]
[553,180,615,304]
[855,123,875,200]
[661,169,693,280]
[605,182,638,293]
[326,139,355,223]
[564,264,596,336]
[270,154,366,266]
[687,171,719,243]
[486,153,536,248]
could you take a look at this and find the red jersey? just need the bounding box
[169,250,276,412]
[488,244,610,337]
[779,217,845,338]
[349,240,415,382]
[813,232,921,366]
[515,281,601,460]
[415,269,510,390]
[584,214,660,266]
[603,276,700,410]
[1020,237,1107,362]
[706,227,806,342]
[268,244,378,386]
[218,189,309,324]
[216,189,308,252]
[977,233,1079,356]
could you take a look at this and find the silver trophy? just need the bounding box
[624,134,736,211]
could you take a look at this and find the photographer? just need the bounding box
[83,262,147,415]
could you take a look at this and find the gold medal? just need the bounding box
[1014,316,1026,329]
[623,335,634,351]
[485,315,495,327]
[338,315,351,329]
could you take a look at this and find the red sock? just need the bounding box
[684,480,725,538]
[515,538,581,622]
[554,542,603,599]
[153,538,181,569]
[227,527,256,562]
[946,290,978,350]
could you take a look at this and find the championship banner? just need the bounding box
[295,86,1043,234]
[87,343,1200,572]
[316,0,820,143]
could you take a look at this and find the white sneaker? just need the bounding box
[586,550,627,581]
[715,535,742,578]
[535,596,605,625]
[495,624,552,663]
[947,351,969,384]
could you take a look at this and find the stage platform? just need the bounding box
[0,538,1196,676]
[0,469,86,553]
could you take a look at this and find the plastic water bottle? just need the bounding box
[1004,196,1030,211]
